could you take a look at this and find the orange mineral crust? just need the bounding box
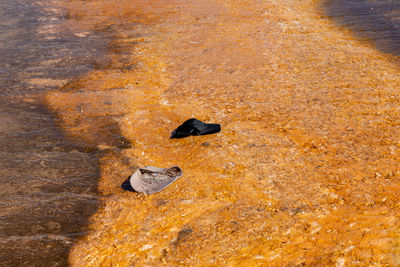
[46,0,400,265]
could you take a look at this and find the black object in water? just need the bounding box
[170,118,221,139]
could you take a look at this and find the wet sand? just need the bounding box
[0,0,108,265]
[30,0,400,265]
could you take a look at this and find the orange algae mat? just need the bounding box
[46,0,400,265]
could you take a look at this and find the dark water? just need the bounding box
[0,0,109,265]
[323,0,400,57]
[1,0,400,265]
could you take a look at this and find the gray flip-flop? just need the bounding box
[129,166,183,195]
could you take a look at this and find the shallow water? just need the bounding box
[324,0,400,57]
[2,0,400,265]
[44,0,400,265]
[0,0,108,265]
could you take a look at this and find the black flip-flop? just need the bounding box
[170,118,221,139]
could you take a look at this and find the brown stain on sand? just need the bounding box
[46,0,400,265]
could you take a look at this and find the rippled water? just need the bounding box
[324,0,400,57]
[1,0,400,265]
[0,0,108,265]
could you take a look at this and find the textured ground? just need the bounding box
[45,0,400,265]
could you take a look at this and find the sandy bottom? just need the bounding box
[46,0,400,265]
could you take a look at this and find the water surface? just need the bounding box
[0,0,108,265]
[2,0,400,265]
[324,0,400,57]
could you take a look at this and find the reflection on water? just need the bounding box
[324,0,400,56]
[0,0,108,265]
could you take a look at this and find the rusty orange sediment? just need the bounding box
[45,0,400,265]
